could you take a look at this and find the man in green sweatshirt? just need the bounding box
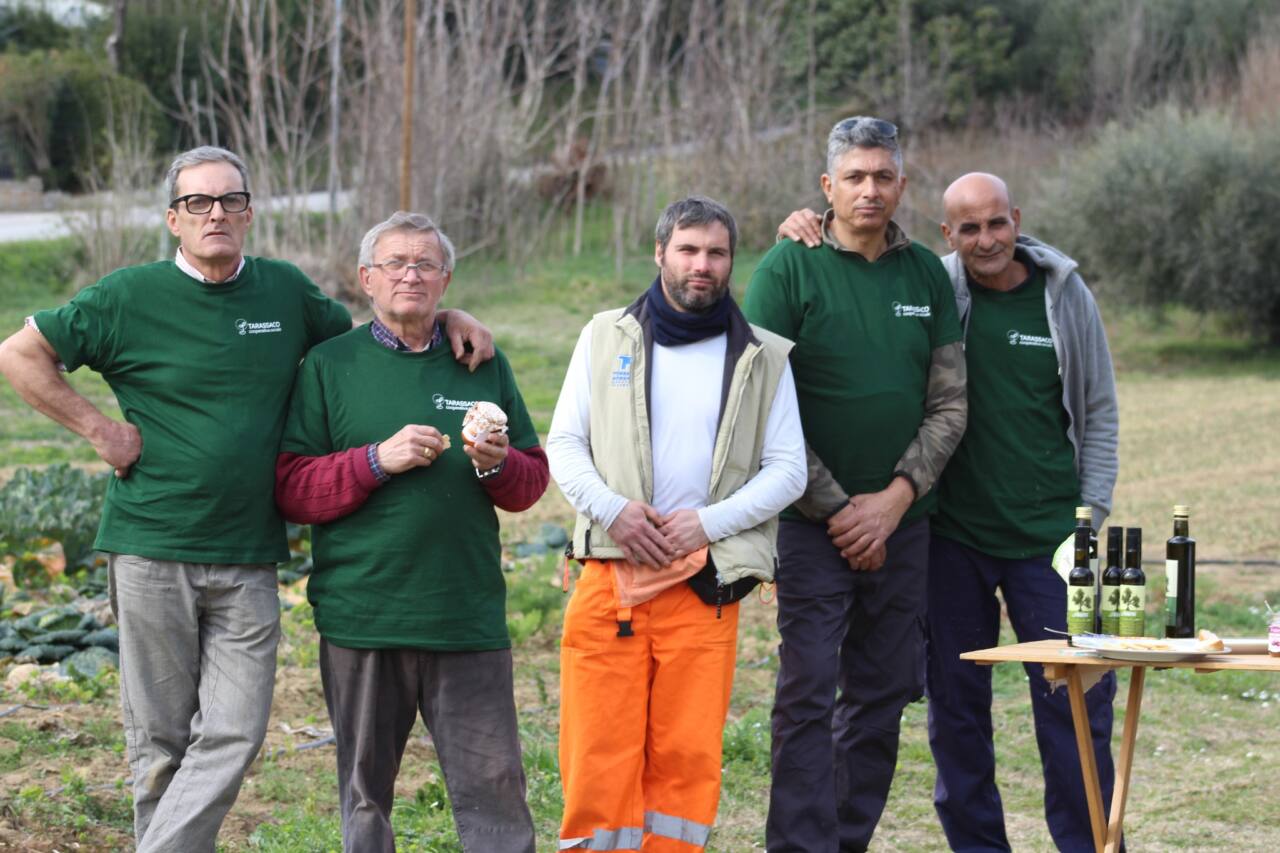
[0,147,492,852]
[744,117,967,853]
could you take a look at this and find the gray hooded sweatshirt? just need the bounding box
[941,234,1119,528]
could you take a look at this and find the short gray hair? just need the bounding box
[654,195,738,256]
[826,116,902,176]
[165,146,250,201]
[358,211,456,271]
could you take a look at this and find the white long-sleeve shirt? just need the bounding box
[546,323,806,542]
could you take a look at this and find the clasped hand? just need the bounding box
[606,501,709,568]
[826,478,914,571]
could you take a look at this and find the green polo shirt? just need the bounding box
[280,327,539,651]
[744,235,962,522]
[932,263,1080,557]
[34,257,352,563]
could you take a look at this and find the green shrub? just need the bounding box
[1043,107,1280,344]
[0,7,74,54]
[0,464,109,581]
[0,49,162,191]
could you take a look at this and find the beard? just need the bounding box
[660,264,730,313]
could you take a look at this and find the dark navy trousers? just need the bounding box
[926,533,1118,853]
[767,517,929,853]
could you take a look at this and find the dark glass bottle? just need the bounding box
[1087,512,1100,630]
[1118,527,1146,637]
[1067,507,1095,636]
[1165,505,1196,639]
[1101,526,1124,635]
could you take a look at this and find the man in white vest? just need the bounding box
[547,196,806,851]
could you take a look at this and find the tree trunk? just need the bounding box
[106,0,128,73]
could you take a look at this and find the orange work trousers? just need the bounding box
[559,559,740,852]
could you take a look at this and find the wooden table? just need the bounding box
[961,639,1280,853]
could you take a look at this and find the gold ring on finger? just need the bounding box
[423,446,433,459]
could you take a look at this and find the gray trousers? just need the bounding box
[318,639,535,853]
[109,554,280,853]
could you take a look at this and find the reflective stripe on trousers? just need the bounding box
[645,811,712,847]
[559,826,643,850]
[557,812,711,850]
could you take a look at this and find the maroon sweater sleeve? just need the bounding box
[480,445,549,512]
[275,446,383,524]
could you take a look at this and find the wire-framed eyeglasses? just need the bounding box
[370,259,448,280]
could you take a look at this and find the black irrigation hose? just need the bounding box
[262,735,336,761]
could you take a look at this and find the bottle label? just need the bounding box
[1121,585,1146,612]
[1118,585,1146,637]
[1101,586,1121,634]
[1165,558,1178,597]
[1067,610,1093,635]
[1269,621,1280,656]
[1067,586,1095,635]
[1100,586,1120,615]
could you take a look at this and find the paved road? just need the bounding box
[0,191,349,243]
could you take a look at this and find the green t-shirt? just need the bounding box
[34,257,352,563]
[932,264,1080,557]
[744,238,962,522]
[280,326,539,651]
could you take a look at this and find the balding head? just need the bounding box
[940,172,1024,290]
[942,172,1013,225]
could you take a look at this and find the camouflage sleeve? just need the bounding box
[894,340,967,499]
[793,442,850,521]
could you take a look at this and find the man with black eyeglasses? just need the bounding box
[742,117,967,852]
[0,146,493,851]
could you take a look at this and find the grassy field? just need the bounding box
[0,231,1278,850]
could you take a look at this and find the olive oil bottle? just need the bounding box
[1165,505,1196,639]
[1101,526,1123,635]
[1067,507,1096,635]
[1084,510,1100,630]
[1118,527,1145,637]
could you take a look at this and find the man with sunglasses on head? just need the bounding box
[742,117,967,852]
[778,172,1121,852]
[0,146,493,852]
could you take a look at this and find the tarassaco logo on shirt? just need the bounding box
[892,301,931,318]
[432,393,477,412]
[610,354,633,388]
[1006,329,1054,348]
[235,318,283,336]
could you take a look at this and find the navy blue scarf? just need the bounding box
[645,277,733,346]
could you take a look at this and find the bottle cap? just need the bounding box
[1173,504,1190,517]
[1075,506,1092,521]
